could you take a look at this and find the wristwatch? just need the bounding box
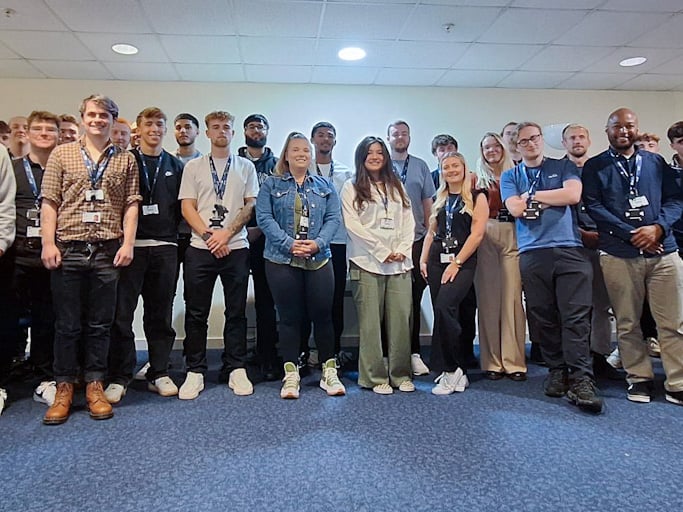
[454,258,463,268]
[201,232,211,241]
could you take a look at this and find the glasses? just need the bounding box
[517,133,542,147]
[246,123,267,132]
[29,126,59,133]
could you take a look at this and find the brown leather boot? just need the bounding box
[43,382,74,425]
[86,381,114,420]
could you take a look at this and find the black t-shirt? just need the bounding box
[12,157,43,263]
[430,191,483,269]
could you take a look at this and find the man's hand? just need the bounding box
[630,225,663,251]
[113,244,134,267]
[41,243,62,270]
[580,229,599,250]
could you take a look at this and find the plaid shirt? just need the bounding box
[41,138,141,242]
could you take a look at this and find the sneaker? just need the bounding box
[543,369,569,397]
[665,390,683,406]
[398,380,415,392]
[0,388,7,416]
[627,381,653,403]
[178,372,204,400]
[432,368,468,395]
[567,377,604,413]
[320,359,346,396]
[646,337,661,358]
[281,362,300,399]
[373,383,393,395]
[606,348,622,369]
[228,368,254,396]
[411,353,430,376]
[134,362,150,381]
[148,376,179,397]
[104,383,127,404]
[33,381,57,406]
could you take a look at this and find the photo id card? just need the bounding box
[26,226,41,238]
[82,211,102,223]
[380,217,395,230]
[299,215,309,228]
[85,189,105,201]
[440,253,455,264]
[142,204,159,216]
[629,196,649,209]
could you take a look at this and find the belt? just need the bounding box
[57,239,120,253]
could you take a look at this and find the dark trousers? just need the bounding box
[460,284,477,358]
[183,247,249,374]
[427,259,476,373]
[519,247,593,379]
[265,261,335,364]
[0,247,17,382]
[410,238,427,354]
[640,300,658,339]
[249,235,279,363]
[109,245,177,385]
[15,262,54,381]
[330,243,347,352]
[51,241,120,383]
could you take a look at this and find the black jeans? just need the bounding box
[519,247,593,379]
[183,247,249,374]
[249,234,279,363]
[0,246,17,382]
[330,243,347,353]
[410,238,427,354]
[51,240,121,383]
[265,261,335,364]
[109,245,177,385]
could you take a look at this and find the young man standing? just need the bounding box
[105,107,184,403]
[667,121,683,257]
[178,111,259,399]
[58,114,79,145]
[174,113,202,165]
[8,116,29,159]
[40,94,141,424]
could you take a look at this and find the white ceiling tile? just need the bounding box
[0,41,19,59]
[582,47,680,74]
[142,0,236,35]
[159,35,240,64]
[239,37,316,65]
[402,5,503,43]
[0,0,69,31]
[245,65,312,83]
[615,74,683,91]
[554,11,670,46]
[315,40,391,67]
[437,69,511,87]
[76,33,169,63]
[311,66,378,85]
[375,68,446,86]
[628,14,683,48]
[0,59,45,78]
[522,45,616,72]
[557,72,632,90]
[648,54,683,74]
[233,1,322,38]
[501,71,575,89]
[479,8,587,44]
[0,31,93,60]
[45,0,152,33]
[599,0,683,13]
[453,43,543,70]
[321,3,414,40]
[30,59,113,80]
[104,62,180,81]
[175,63,245,82]
[510,0,603,8]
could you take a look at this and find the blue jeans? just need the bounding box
[51,240,120,383]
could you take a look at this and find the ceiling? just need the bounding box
[0,0,682,91]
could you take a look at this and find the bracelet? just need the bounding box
[454,258,462,268]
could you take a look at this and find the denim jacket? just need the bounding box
[256,172,341,264]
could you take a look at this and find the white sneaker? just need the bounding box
[319,359,346,396]
[373,383,393,395]
[148,376,179,397]
[0,388,7,416]
[33,380,57,406]
[432,368,468,395]
[646,337,661,358]
[281,362,300,399]
[606,348,622,369]
[398,380,416,392]
[411,353,430,376]
[228,368,254,396]
[104,383,127,404]
[178,372,204,400]
[134,362,150,381]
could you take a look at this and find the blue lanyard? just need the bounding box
[80,146,115,189]
[22,158,40,203]
[296,180,309,215]
[209,155,231,201]
[445,194,460,238]
[519,162,543,196]
[316,160,334,178]
[610,150,642,196]
[139,152,163,201]
[392,156,410,184]
[373,181,389,216]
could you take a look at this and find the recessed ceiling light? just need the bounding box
[111,43,139,56]
[338,47,366,62]
[619,56,647,67]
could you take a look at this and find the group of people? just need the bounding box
[1,94,682,423]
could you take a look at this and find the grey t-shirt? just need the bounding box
[392,154,435,240]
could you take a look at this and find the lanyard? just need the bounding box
[392,156,410,184]
[373,181,389,216]
[611,151,642,196]
[316,160,334,178]
[296,181,309,215]
[22,158,40,202]
[445,194,460,238]
[209,155,231,201]
[520,162,543,196]
[80,146,115,189]
[139,152,163,201]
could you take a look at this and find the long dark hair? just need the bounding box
[352,136,410,212]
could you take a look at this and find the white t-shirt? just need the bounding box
[179,153,259,251]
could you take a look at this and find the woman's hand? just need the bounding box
[420,261,428,280]
[441,262,460,284]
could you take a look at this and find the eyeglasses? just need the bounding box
[29,126,59,134]
[517,133,542,147]
[246,123,267,132]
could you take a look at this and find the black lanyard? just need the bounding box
[373,181,389,216]
[316,160,334,178]
[209,155,231,201]
[80,146,115,189]
[445,194,460,239]
[610,150,642,196]
[22,158,40,204]
[296,180,309,216]
[392,156,410,184]
[139,152,163,202]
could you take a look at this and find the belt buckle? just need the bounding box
[86,242,94,260]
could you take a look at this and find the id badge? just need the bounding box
[83,211,102,223]
[440,253,454,264]
[380,217,395,230]
[625,208,644,221]
[299,215,309,228]
[522,200,541,220]
[629,196,649,209]
[142,204,159,216]
[26,226,41,238]
[85,189,104,201]
[26,208,40,222]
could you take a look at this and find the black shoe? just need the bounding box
[627,381,654,403]
[544,369,569,397]
[507,371,527,382]
[665,389,683,406]
[485,371,505,381]
[261,360,282,382]
[529,343,546,366]
[568,377,604,414]
[592,352,624,381]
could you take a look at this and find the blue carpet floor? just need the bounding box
[1,350,681,512]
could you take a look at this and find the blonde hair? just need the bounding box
[475,132,514,189]
[430,152,474,229]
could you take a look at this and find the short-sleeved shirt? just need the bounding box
[500,157,582,253]
[41,138,141,242]
[178,153,259,251]
[392,154,435,240]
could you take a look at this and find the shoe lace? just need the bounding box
[574,378,595,397]
[283,371,299,390]
[434,372,454,390]
[324,367,341,388]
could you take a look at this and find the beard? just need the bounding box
[246,134,267,148]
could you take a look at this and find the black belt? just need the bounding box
[57,239,120,252]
